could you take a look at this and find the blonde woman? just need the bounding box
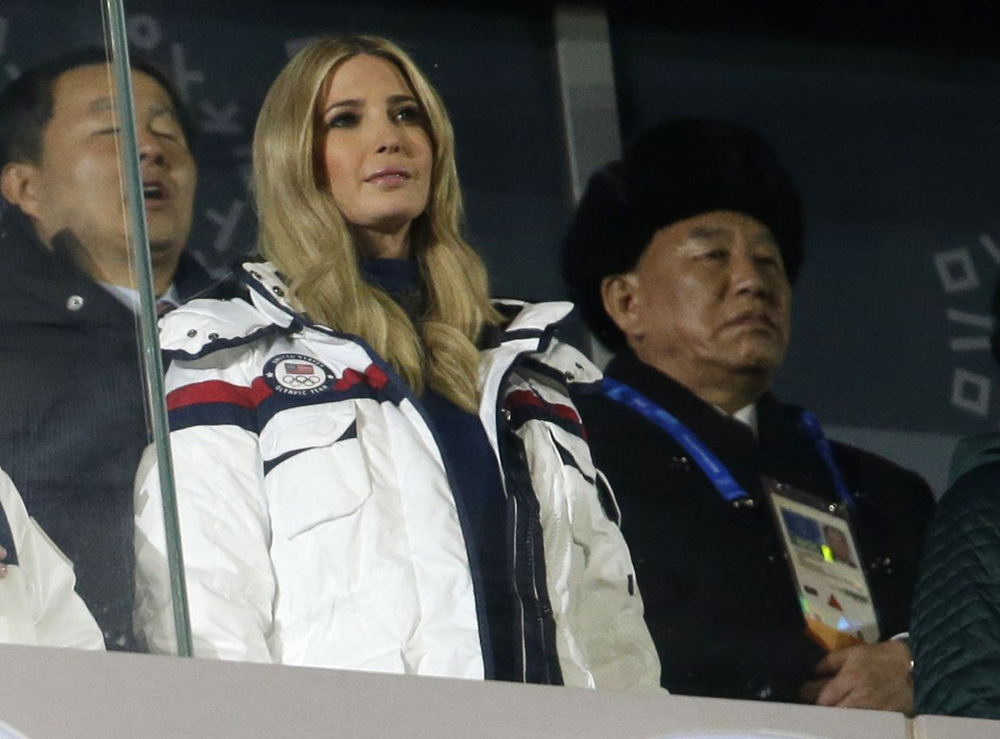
[134,35,658,690]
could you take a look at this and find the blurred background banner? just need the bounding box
[2,0,998,490]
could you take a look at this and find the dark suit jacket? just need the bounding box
[0,207,238,650]
[575,352,935,702]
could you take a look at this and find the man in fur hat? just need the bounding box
[562,119,933,711]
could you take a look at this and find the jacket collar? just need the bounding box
[239,261,300,329]
[0,204,223,325]
[0,205,126,325]
[238,262,581,357]
[604,351,759,451]
[162,262,599,393]
[604,351,835,500]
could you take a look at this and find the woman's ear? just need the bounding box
[0,162,42,219]
[601,272,643,342]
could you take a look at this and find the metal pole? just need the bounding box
[102,0,193,657]
[554,4,621,366]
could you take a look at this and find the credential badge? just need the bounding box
[264,353,334,396]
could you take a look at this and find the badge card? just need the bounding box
[764,477,879,650]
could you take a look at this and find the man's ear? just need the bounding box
[601,272,643,341]
[0,162,42,219]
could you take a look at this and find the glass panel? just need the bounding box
[103,0,192,656]
[119,0,571,300]
[0,0,579,668]
[120,0,585,676]
[0,0,178,653]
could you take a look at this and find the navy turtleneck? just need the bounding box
[362,258,515,680]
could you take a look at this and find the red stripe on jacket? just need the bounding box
[166,377,274,411]
[505,389,585,438]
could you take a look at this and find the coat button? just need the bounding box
[732,497,756,510]
[669,455,691,472]
[250,271,262,280]
[208,333,219,340]
[66,295,85,311]
[501,409,512,423]
[187,329,198,338]
[868,556,892,573]
[272,286,285,297]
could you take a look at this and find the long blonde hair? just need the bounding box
[253,35,499,412]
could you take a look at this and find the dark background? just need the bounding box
[2,0,999,483]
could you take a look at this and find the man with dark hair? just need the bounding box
[0,48,216,650]
[562,118,934,711]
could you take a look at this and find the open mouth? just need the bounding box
[143,182,167,201]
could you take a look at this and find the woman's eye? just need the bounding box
[327,112,359,129]
[393,105,423,124]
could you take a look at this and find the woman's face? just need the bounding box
[316,54,433,249]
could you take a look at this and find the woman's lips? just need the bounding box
[364,167,411,184]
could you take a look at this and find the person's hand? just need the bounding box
[800,640,914,714]
[0,545,8,578]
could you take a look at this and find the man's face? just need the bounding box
[612,210,792,394]
[18,64,196,284]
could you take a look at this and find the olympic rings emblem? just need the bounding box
[265,353,333,395]
[281,374,322,387]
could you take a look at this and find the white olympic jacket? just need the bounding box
[134,262,659,690]
[0,468,104,649]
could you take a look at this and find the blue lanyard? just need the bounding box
[601,377,855,509]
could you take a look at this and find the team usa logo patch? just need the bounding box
[264,353,335,396]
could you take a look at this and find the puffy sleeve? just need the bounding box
[133,348,275,663]
[529,418,661,691]
[511,344,661,692]
[0,468,104,650]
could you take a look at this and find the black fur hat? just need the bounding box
[561,118,804,351]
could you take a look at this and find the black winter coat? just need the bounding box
[575,352,935,702]
[0,207,235,650]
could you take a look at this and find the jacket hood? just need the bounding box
[160,261,592,373]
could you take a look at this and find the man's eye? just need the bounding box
[152,125,183,142]
[393,105,423,124]
[699,249,727,261]
[327,112,359,129]
[94,127,121,136]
